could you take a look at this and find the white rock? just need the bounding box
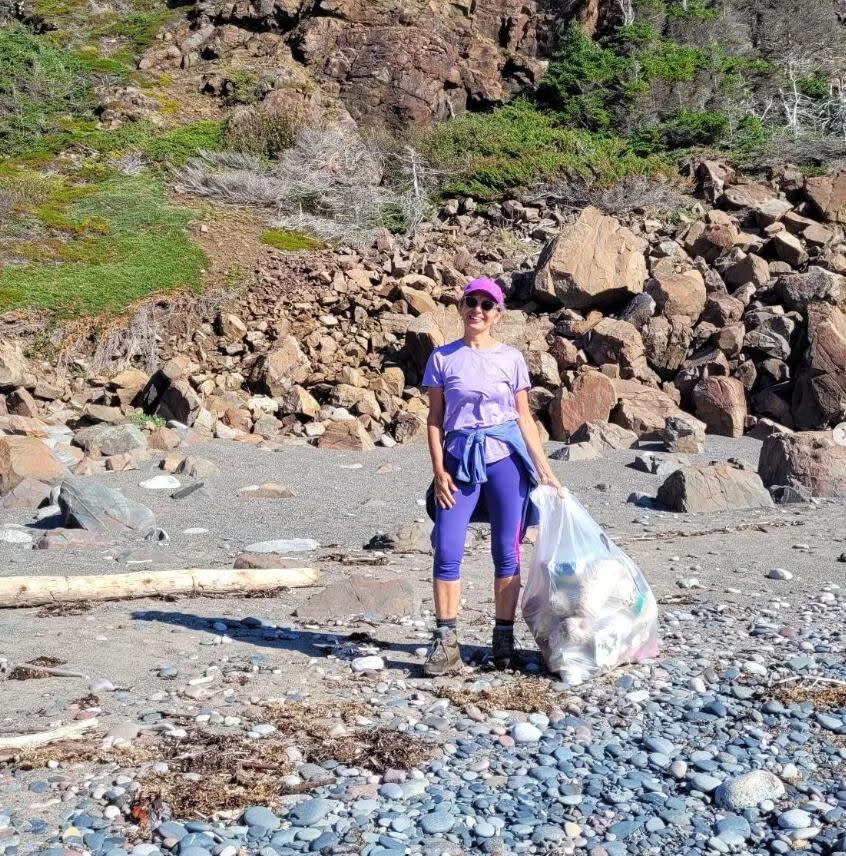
[767,568,793,580]
[139,475,181,490]
[352,656,385,672]
[512,722,543,743]
[183,527,209,535]
[0,527,33,545]
[245,538,320,553]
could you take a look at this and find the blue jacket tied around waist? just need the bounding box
[425,420,541,529]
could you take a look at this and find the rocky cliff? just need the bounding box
[139,0,593,128]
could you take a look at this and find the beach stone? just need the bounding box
[242,808,280,831]
[657,464,773,512]
[767,568,793,580]
[58,479,155,534]
[715,771,786,810]
[0,436,67,494]
[420,811,454,835]
[778,809,812,829]
[73,424,146,458]
[288,799,333,827]
[351,656,384,672]
[513,722,543,743]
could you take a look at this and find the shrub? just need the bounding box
[224,107,298,158]
[0,26,95,157]
[422,100,669,198]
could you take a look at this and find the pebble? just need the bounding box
[512,722,543,743]
[351,656,385,672]
[767,568,794,580]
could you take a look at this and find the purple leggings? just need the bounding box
[433,453,529,582]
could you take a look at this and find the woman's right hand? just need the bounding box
[434,470,458,510]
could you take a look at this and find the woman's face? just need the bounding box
[460,291,501,336]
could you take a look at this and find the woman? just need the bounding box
[422,277,562,676]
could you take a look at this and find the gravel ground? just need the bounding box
[1,435,845,856]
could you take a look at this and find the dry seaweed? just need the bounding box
[37,602,92,617]
[8,656,67,680]
[435,676,569,715]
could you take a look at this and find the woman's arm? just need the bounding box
[427,387,458,509]
[515,390,562,490]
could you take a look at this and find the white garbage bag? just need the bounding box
[521,486,659,685]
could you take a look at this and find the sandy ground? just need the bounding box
[1,433,844,732]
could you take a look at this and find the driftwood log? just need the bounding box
[0,718,99,751]
[0,567,319,609]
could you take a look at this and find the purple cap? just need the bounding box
[463,277,505,306]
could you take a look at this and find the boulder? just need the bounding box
[776,267,846,313]
[693,376,747,438]
[296,576,418,621]
[533,207,647,308]
[399,285,439,316]
[318,419,376,450]
[1,478,53,510]
[724,252,770,288]
[548,371,616,441]
[0,342,29,389]
[6,387,38,419]
[758,431,846,497]
[569,420,638,449]
[392,412,427,444]
[791,302,846,429]
[548,336,582,373]
[147,427,182,451]
[405,313,446,374]
[74,424,147,458]
[683,221,738,262]
[619,292,656,329]
[611,379,707,440]
[525,350,561,388]
[58,479,156,533]
[176,456,222,479]
[647,271,706,323]
[255,336,312,396]
[720,183,777,210]
[280,385,321,419]
[770,231,808,267]
[586,318,648,378]
[0,437,67,494]
[701,294,744,327]
[155,380,203,426]
[643,317,694,375]
[657,464,773,512]
[804,170,846,223]
[660,416,705,454]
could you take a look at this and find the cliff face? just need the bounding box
[140,0,591,128]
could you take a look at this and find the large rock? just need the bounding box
[804,170,846,223]
[758,431,846,497]
[643,316,694,375]
[73,424,147,458]
[693,376,747,438]
[58,479,157,533]
[586,318,648,378]
[0,342,29,389]
[296,575,418,621]
[647,271,706,323]
[533,207,647,308]
[776,267,846,313]
[569,420,638,449]
[715,771,786,811]
[611,380,707,440]
[0,437,67,494]
[548,371,616,441]
[791,302,846,428]
[255,336,312,396]
[317,419,376,450]
[657,464,774,512]
[405,313,446,374]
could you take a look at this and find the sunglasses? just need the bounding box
[463,296,499,311]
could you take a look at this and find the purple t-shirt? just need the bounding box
[422,340,531,463]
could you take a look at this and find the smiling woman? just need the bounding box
[420,277,562,677]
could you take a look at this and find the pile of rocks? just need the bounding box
[2,161,845,467]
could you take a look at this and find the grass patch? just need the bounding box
[0,174,206,316]
[261,229,323,252]
[422,100,670,198]
[0,26,95,157]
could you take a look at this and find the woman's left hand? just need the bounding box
[539,467,562,492]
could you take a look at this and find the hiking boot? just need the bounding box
[423,627,462,677]
[492,625,517,670]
